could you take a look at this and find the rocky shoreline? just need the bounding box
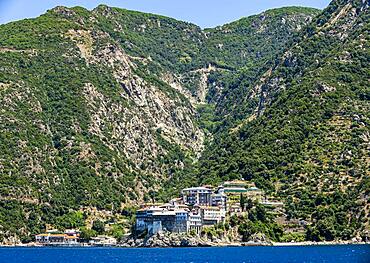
[117,233,369,248]
[119,233,252,248]
[1,233,369,248]
[119,231,276,248]
[1,241,369,248]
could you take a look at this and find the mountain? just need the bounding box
[197,0,369,241]
[0,0,368,244]
[203,7,319,122]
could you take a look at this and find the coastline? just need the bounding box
[272,241,370,247]
[1,241,369,248]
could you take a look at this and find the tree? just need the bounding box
[238,221,257,242]
[92,220,105,235]
[56,211,85,230]
[256,205,267,223]
[306,226,322,242]
[109,224,125,241]
[240,193,246,212]
[148,190,156,204]
[316,219,335,241]
[245,198,254,211]
[80,227,97,241]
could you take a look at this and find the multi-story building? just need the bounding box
[35,233,66,244]
[135,207,165,233]
[174,210,189,233]
[135,207,189,235]
[188,211,202,234]
[211,193,227,210]
[220,180,249,194]
[149,210,177,235]
[35,229,79,245]
[217,181,248,207]
[199,206,226,226]
[182,187,213,206]
[136,183,256,237]
[217,180,264,208]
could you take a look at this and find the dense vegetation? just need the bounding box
[0,0,368,243]
[195,0,370,241]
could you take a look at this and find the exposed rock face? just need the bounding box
[195,0,369,243]
[0,10,206,204]
[161,67,214,106]
[142,233,211,247]
[120,232,271,248]
[52,6,77,18]
[69,12,206,178]
[250,0,369,117]
[4,2,360,244]
[0,4,218,243]
[0,5,319,204]
[80,36,205,177]
[249,233,272,244]
[201,7,320,127]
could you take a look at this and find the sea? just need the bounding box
[0,245,369,263]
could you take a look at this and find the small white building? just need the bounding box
[35,229,79,246]
[89,236,117,246]
[35,233,66,244]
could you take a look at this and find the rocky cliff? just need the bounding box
[0,0,368,244]
[196,0,369,242]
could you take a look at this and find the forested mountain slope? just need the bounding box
[197,0,369,241]
[0,0,368,244]
[0,4,318,242]
[203,7,320,129]
[0,6,208,242]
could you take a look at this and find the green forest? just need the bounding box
[0,0,368,243]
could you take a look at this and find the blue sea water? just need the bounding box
[0,245,369,263]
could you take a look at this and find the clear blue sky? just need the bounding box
[0,0,331,28]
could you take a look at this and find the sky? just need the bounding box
[0,0,331,28]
